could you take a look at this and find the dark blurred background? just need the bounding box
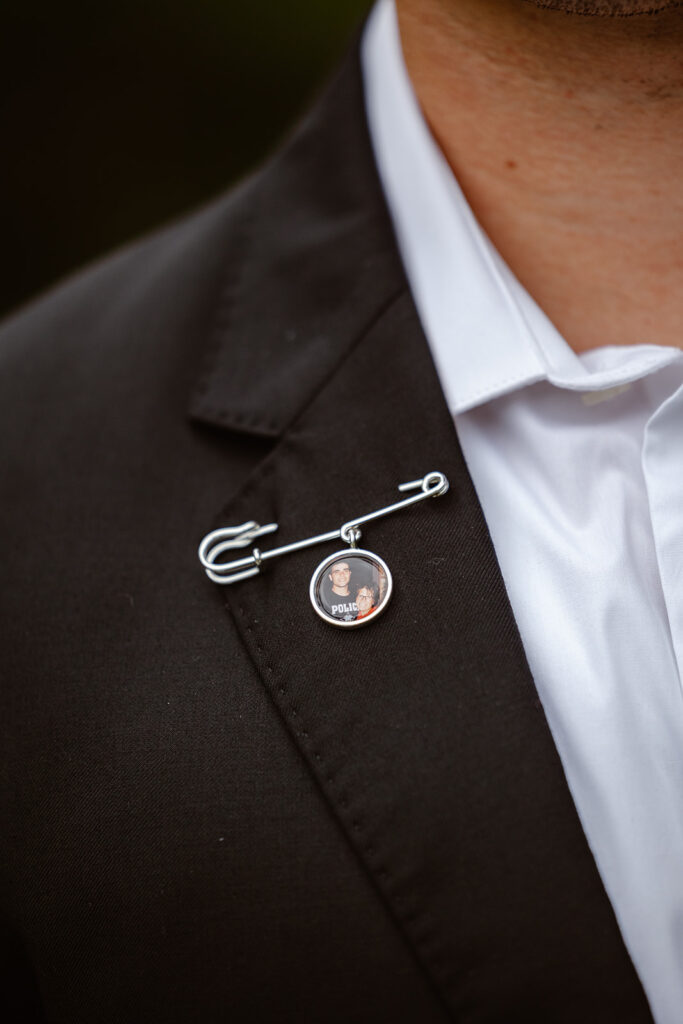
[1,0,370,320]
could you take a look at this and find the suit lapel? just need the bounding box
[189,45,653,1022]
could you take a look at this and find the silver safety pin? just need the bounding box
[198,470,449,586]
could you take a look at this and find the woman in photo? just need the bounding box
[354,583,378,621]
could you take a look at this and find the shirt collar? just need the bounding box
[361,0,680,415]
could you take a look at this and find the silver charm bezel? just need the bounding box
[309,548,393,629]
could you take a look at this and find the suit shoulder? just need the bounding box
[0,180,255,394]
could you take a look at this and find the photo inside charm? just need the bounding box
[309,541,393,629]
[197,471,449,629]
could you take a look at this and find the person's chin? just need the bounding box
[523,0,682,14]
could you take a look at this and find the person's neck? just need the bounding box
[395,0,683,352]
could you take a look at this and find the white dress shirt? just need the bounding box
[362,3,683,1021]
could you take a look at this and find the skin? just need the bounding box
[395,0,683,352]
[329,563,352,596]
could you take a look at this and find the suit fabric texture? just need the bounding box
[0,42,654,1024]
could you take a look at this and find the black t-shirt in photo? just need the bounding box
[327,591,358,621]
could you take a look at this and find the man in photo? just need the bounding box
[326,560,358,621]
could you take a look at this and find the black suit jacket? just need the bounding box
[0,42,654,1024]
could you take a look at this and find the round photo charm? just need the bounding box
[310,549,393,629]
